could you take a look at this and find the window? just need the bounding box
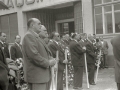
[103,0,112,3]
[95,7,102,14]
[94,0,102,5]
[105,13,113,33]
[94,0,120,34]
[104,5,112,12]
[114,3,120,11]
[95,15,103,34]
[115,12,120,33]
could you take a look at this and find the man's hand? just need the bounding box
[49,58,56,67]
[63,60,68,64]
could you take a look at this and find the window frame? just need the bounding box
[94,0,120,35]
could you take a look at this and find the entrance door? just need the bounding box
[56,19,75,37]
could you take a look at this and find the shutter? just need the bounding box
[1,15,10,42]
[9,13,18,43]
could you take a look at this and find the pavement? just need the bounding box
[65,68,117,90]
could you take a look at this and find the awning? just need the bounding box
[0,1,8,9]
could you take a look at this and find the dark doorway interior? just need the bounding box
[58,21,75,37]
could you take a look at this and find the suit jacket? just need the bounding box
[101,41,109,54]
[69,40,85,67]
[10,43,23,60]
[48,40,65,71]
[0,45,9,89]
[22,30,52,83]
[111,35,120,83]
[86,41,97,64]
[0,42,10,58]
[79,40,87,47]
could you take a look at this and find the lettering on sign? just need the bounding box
[15,0,24,7]
[25,0,35,5]
[7,0,14,8]
[3,0,45,8]
[0,0,4,3]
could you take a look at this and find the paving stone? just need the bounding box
[64,68,117,90]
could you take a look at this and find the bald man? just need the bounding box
[22,18,56,90]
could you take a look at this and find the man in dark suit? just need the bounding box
[111,35,120,90]
[22,18,56,90]
[0,33,10,58]
[69,33,86,90]
[0,32,9,90]
[10,35,23,61]
[86,34,99,85]
[48,32,67,90]
[79,33,88,47]
[100,37,109,68]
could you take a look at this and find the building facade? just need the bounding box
[0,0,116,67]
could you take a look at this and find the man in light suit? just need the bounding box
[100,37,109,68]
[10,35,23,61]
[22,18,56,90]
[111,35,120,90]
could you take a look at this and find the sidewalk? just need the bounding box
[66,68,117,90]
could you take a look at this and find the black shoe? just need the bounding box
[90,82,96,85]
[73,87,82,90]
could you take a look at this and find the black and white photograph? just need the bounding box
[0,0,119,90]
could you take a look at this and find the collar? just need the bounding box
[88,39,93,44]
[81,39,84,42]
[29,29,39,38]
[73,39,78,43]
[15,42,20,47]
[53,40,59,45]
[101,41,104,44]
[0,40,4,44]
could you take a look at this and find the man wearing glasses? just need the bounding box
[48,32,68,90]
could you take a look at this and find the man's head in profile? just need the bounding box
[39,25,48,39]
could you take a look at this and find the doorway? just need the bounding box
[55,19,75,37]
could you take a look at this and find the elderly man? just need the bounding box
[48,32,67,90]
[111,35,120,90]
[22,18,56,90]
[39,25,49,44]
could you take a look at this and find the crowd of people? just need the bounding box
[0,18,111,90]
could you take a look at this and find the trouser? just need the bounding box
[87,64,95,84]
[73,66,83,88]
[117,83,120,90]
[0,81,8,90]
[28,83,47,90]
[0,70,9,90]
[57,70,64,90]
[103,54,108,67]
